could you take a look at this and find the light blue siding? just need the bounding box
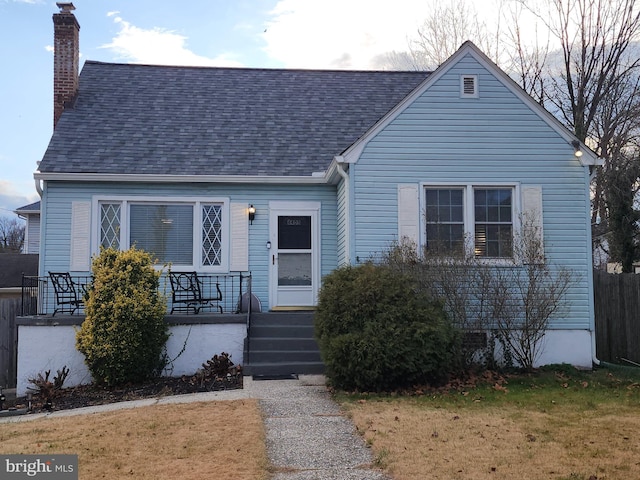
[41,181,337,311]
[352,52,592,329]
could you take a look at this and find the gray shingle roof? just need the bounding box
[38,62,428,177]
[14,201,40,213]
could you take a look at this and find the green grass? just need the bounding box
[336,363,640,410]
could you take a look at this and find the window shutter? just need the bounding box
[229,203,249,271]
[398,184,420,248]
[70,201,91,272]
[521,185,544,260]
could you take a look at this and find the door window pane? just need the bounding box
[278,253,312,286]
[278,216,311,249]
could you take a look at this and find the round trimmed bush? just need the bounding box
[315,263,460,391]
[76,247,169,386]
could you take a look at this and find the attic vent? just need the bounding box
[460,75,478,98]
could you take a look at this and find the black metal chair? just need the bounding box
[168,272,223,314]
[48,272,85,316]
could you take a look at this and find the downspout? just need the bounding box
[334,156,351,265]
[591,332,600,366]
[586,164,600,367]
[35,161,43,197]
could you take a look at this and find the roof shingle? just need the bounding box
[39,62,428,177]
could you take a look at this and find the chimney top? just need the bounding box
[53,2,80,129]
[56,2,75,13]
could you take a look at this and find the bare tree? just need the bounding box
[0,216,25,253]
[378,0,503,71]
[490,217,573,370]
[515,1,640,270]
[502,1,551,104]
[530,0,640,142]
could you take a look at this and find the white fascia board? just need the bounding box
[34,172,330,185]
[323,157,349,185]
[341,41,601,168]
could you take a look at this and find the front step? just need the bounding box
[248,362,325,377]
[245,312,324,377]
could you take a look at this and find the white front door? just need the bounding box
[269,202,320,309]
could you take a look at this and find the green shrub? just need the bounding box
[315,263,460,391]
[76,247,169,386]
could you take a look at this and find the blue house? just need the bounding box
[18,5,601,394]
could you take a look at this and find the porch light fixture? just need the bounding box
[571,140,583,158]
[248,205,256,224]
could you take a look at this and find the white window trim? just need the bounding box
[92,196,230,272]
[420,182,521,263]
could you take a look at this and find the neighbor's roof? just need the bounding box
[14,201,40,214]
[38,62,428,177]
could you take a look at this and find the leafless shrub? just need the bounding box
[383,215,573,371]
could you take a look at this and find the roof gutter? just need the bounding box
[34,172,331,185]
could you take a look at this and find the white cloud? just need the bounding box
[263,0,433,69]
[100,15,244,68]
[0,179,37,214]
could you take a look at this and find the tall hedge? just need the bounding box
[315,263,460,391]
[76,247,169,386]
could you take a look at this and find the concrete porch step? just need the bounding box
[245,361,325,377]
[249,349,322,364]
[250,337,320,351]
[250,325,315,338]
[245,311,324,376]
[249,311,316,326]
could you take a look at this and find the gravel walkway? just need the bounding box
[245,375,390,480]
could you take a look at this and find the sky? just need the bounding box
[0,0,478,219]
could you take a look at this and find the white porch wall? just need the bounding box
[17,323,245,396]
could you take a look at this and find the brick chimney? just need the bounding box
[53,2,80,129]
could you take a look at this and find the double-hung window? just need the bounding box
[473,188,512,258]
[424,188,465,255]
[423,185,514,259]
[96,198,228,271]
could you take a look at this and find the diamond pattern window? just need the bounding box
[100,202,121,249]
[202,204,223,266]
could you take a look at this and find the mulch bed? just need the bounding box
[11,375,243,414]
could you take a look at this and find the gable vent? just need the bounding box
[460,75,478,98]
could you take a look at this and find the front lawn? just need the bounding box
[340,365,640,480]
[0,400,269,480]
